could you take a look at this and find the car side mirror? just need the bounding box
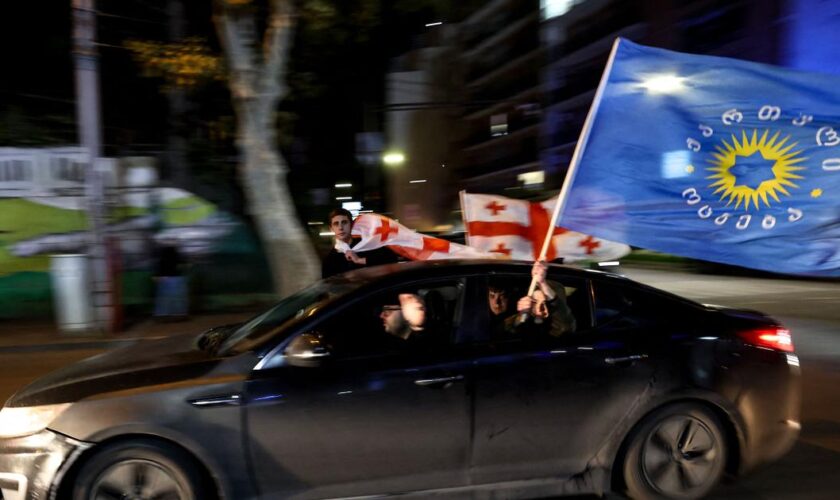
[283,331,332,367]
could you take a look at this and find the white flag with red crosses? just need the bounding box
[342,213,503,260]
[460,192,631,262]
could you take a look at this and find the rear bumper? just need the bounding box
[734,351,801,473]
[0,430,89,500]
[752,416,800,466]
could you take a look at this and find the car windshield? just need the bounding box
[219,279,359,355]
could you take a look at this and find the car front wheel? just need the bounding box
[622,403,727,499]
[71,440,207,500]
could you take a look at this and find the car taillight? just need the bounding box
[738,327,794,353]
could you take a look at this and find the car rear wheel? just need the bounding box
[622,403,727,499]
[72,440,207,500]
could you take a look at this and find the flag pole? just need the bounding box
[458,190,471,248]
[523,37,623,302]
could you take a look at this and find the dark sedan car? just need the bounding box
[0,261,800,500]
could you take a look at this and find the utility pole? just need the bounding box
[167,0,189,188]
[73,0,112,332]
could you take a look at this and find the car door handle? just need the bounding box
[414,375,465,388]
[604,354,648,365]
[188,393,242,408]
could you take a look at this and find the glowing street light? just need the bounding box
[382,151,405,166]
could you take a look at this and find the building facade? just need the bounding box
[384,0,830,230]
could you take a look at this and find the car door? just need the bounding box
[468,273,659,485]
[243,278,472,499]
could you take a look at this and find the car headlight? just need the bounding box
[0,404,70,438]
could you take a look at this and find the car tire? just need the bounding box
[622,403,727,500]
[71,440,208,500]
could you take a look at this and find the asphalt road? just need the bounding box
[1,266,838,499]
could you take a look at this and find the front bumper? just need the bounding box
[0,430,89,500]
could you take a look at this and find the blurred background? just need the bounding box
[0,0,838,320]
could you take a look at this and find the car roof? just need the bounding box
[322,259,702,310]
[323,259,632,286]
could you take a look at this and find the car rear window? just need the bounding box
[592,279,692,330]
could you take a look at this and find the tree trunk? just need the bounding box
[215,0,319,297]
[239,115,319,296]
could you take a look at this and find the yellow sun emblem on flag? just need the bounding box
[706,129,806,210]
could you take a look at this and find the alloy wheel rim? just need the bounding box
[90,458,187,500]
[641,415,721,498]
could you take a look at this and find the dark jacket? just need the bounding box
[494,287,576,339]
[321,246,399,278]
[514,293,576,338]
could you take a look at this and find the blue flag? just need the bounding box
[559,38,840,276]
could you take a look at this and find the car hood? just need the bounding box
[6,333,233,407]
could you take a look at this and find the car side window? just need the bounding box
[592,280,665,330]
[474,274,589,345]
[313,279,465,359]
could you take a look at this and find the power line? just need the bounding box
[95,42,131,50]
[378,98,526,111]
[95,10,166,26]
[0,91,75,105]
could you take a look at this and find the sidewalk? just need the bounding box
[0,312,255,353]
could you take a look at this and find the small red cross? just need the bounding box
[578,235,601,255]
[374,218,399,242]
[485,201,507,216]
[489,242,512,256]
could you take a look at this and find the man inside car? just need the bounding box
[488,278,518,337]
[380,293,428,342]
[512,260,576,337]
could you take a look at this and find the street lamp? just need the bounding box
[382,151,405,166]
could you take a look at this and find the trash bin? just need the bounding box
[50,254,95,333]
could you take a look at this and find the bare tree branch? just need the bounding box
[260,0,294,108]
[213,1,256,100]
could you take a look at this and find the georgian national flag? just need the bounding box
[460,192,631,262]
[341,213,502,261]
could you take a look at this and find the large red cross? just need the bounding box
[467,202,567,260]
[578,235,601,255]
[374,218,399,242]
[485,200,507,216]
[392,236,451,261]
